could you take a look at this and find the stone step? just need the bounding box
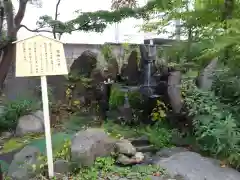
[136,145,158,153]
[129,136,151,147]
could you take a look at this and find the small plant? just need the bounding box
[109,87,125,109]
[128,91,143,109]
[76,156,164,180]
[151,100,167,121]
[36,139,72,175]
[0,97,39,131]
[65,73,93,112]
[141,124,175,148]
[101,44,113,61]
[109,86,143,110]
[54,139,71,161]
[35,85,54,104]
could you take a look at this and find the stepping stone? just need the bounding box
[155,151,240,180]
[136,145,158,153]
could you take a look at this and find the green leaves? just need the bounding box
[183,77,240,165]
[36,0,182,35]
[0,97,39,131]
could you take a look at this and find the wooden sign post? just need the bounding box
[13,35,68,177]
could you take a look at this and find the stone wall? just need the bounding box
[2,43,139,101]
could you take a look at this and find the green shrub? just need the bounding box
[141,123,175,148]
[109,86,143,110]
[109,87,125,109]
[0,97,39,131]
[212,68,240,115]
[104,120,175,148]
[183,78,240,167]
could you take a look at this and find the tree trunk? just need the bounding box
[53,0,61,39]
[0,4,4,38]
[0,0,29,89]
[0,43,15,89]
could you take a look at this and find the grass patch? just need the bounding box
[103,121,141,139]
[63,113,102,133]
[63,114,178,149]
[104,121,177,148]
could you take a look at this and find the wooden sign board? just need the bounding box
[13,35,68,77]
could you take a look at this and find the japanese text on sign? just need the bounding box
[15,35,68,77]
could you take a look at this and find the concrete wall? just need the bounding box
[2,43,139,101]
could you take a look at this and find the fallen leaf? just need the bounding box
[220,160,227,168]
[221,164,226,168]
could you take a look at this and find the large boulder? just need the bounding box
[53,159,69,175]
[167,71,183,113]
[103,57,119,80]
[196,58,218,91]
[70,50,97,77]
[70,128,116,167]
[15,110,44,136]
[124,51,139,85]
[155,148,240,180]
[7,146,42,180]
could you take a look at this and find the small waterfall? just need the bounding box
[147,62,151,87]
[139,41,157,96]
[124,92,130,108]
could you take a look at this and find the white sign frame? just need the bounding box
[13,35,69,177]
[14,35,68,77]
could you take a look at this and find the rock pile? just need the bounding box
[5,128,240,180]
[71,129,145,167]
[115,139,144,165]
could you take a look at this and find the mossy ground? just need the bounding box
[0,133,44,153]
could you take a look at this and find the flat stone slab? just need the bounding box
[156,151,240,180]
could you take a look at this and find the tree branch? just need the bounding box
[14,0,28,27]
[19,24,53,33]
[53,0,61,39]
[19,20,91,35]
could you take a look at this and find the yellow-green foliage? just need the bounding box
[1,133,44,153]
[54,139,71,160]
[151,100,167,121]
[2,139,24,153]
[37,139,71,173]
[65,73,92,111]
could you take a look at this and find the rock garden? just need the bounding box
[1,42,240,180]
